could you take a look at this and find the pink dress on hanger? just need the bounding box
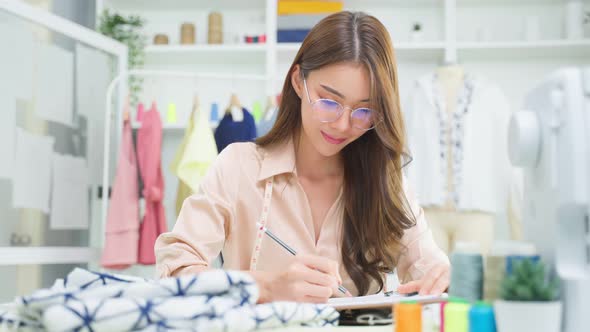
[137,102,168,264]
[101,119,139,269]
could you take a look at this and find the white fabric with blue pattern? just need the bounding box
[0,268,339,331]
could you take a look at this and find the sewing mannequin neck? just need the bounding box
[436,65,465,113]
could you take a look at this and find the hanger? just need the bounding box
[227,93,244,122]
[192,92,200,122]
[228,92,241,111]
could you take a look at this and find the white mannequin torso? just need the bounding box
[425,65,495,255]
[436,65,465,210]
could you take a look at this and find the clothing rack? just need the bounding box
[101,69,268,245]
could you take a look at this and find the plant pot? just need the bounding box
[494,300,562,332]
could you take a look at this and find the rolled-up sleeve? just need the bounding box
[396,177,450,283]
[155,144,240,278]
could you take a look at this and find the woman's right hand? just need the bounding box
[253,254,350,304]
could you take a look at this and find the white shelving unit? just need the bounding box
[457,39,590,59]
[0,247,100,266]
[145,44,267,54]
[97,0,590,244]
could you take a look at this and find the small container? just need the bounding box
[394,302,422,332]
[469,302,496,332]
[153,34,169,45]
[180,23,195,44]
[565,1,584,39]
[208,12,223,44]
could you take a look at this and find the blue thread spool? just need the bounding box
[450,242,484,302]
[469,302,496,332]
[505,255,540,275]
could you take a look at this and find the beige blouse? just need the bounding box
[155,139,449,295]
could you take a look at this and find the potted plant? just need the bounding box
[97,9,146,106]
[494,259,561,332]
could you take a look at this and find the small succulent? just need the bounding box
[500,259,559,302]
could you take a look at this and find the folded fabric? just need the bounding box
[277,29,311,43]
[0,268,339,332]
[278,1,343,15]
[278,14,327,29]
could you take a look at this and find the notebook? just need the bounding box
[327,292,448,310]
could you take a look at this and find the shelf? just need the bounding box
[144,44,267,64]
[457,39,590,59]
[102,0,266,10]
[457,0,571,4]
[0,247,100,265]
[277,41,445,62]
[344,0,442,7]
[145,44,267,54]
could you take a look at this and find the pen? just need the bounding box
[256,222,350,295]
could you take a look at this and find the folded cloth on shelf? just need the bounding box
[0,268,339,332]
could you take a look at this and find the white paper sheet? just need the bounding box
[75,43,111,185]
[50,153,89,229]
[0,94,16,179]
[0,23,35,100]
[75,44,111,117]
[327,292,448,310]
[36,44,74,126]
[12,129,55,213]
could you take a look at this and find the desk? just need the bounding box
[269,326,393,331]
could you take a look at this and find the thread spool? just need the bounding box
[505,255,540,275]
[153,34,169,45]
[208,12,223,44]
[450,242,484,302]
[439,301,447,332]
[180,23,195,44]
[469,303,496,332]
[394,302,422,332]
[483,255,506,302]
[421,304,437,332]
[444,302,469,332]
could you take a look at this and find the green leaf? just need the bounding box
[500,259,560,301]
[97,9,146,105]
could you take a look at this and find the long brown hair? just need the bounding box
[257,11,415,295]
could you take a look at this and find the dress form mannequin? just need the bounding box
[424,64,495,256]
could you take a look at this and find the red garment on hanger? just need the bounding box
[100,119,139,269]
[137,102,167,264]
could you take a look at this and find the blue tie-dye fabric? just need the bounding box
[0,268,339,331]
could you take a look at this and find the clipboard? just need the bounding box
[327,292,448,310]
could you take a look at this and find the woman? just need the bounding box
[155,11,450,303]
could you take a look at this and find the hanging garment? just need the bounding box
[100,119,139,269]
[0,268,338,331]
[170,106,218,216]
[404,72,514,215]
[136,103,167,265]
[214,108,257,152]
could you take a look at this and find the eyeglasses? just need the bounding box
[303,79,379,131]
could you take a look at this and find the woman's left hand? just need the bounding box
[396,263,450,296]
